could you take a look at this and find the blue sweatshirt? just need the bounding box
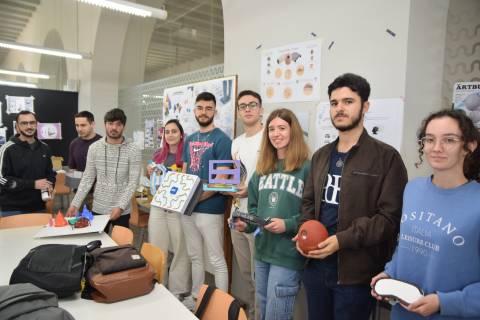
[385,177,480,319]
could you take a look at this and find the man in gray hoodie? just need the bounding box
[67,108,141,229]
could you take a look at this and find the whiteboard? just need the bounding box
[162,75,237,139]
[34,215,110,238]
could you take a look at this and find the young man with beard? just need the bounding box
[68,111,102,172]
[68,111,102,210]
[0,111,56,216]
[296,73,408,320]
[228,90,263,320]
[181,92,232,310]
[67,108,141,229]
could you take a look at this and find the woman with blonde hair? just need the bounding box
[235,108,310,320]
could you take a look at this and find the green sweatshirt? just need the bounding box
[247,160,310,271]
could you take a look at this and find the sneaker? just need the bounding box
[182,294,197,311]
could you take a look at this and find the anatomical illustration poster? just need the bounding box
[453,82,480,128]
[261,40,321,103]
[315,98,404,151]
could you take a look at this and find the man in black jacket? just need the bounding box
[0,111,56,216]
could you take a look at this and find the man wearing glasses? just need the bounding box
[0,111,56,216]
[181,91,232,310]
[227,90,263,320]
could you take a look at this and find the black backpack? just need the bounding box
[0,283,75,320]
[9,241,101,298]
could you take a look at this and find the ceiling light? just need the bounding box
[0,40,90,60]
[0,80,37,88]
[77,0,167,19]
[0,68,49,79]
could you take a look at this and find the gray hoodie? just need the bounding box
[71,137,141,215]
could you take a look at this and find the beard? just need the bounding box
[331,107,363,132]
[195,114,214,127]
[18,127,36,138]
[106,129,123,139]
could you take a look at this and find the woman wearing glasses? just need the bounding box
[234,108,310,320]
[371,110,480,319]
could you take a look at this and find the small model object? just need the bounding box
[231,208,272,227]
[373,278,424,306]
[54,211,68,227]
[202,160,240,192]
[73,217,91,229]
[297,220,328,253]
[149,163,168,195]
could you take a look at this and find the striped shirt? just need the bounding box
[71,138,141,215]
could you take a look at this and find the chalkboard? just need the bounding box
[0,85,78,162]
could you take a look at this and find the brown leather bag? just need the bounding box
[85,245,155,303]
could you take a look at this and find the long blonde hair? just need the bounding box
[256,108,309,175]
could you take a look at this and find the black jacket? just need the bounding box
[0,135,56,212]
[301,129,408,284]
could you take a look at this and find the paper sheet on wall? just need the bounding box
[37,123,62,140]
[5,95,34,114]
[293,110,310,137]
[0,127,6,146]
[315,98,404,152]
[144,119,155,149]
[133,130,145,150]
[261,40,321,103]
[453,82,480,128]
[163,76,237,138]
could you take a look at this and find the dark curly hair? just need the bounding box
[415,109,480,180]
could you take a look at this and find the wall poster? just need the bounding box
[453,82,480,128]
[261,40,321,103]
[315,98,404,151]
[37,123,62,140]
[162,75,237,138]
[5,95,34,114]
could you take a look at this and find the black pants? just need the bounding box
[93,212,131,232]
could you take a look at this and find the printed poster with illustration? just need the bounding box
[162,76,237,139]
[315,98,404,151]
[453,82,480,128]
[261,40,321,103]
[37,123,62,140]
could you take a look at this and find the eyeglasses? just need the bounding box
[238,102,259,111]
[18,121,37,126]
[419,135,463,150]
[195,105,215,113]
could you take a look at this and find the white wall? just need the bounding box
[403,0,450,177]
[223,0,410,162]
[223,0,451,179]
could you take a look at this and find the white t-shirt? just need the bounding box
[231,129,263,212]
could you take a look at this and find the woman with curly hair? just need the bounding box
[371,109,480,319]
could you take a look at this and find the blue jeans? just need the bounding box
[302,256,374,320]
[255,259,301,320]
